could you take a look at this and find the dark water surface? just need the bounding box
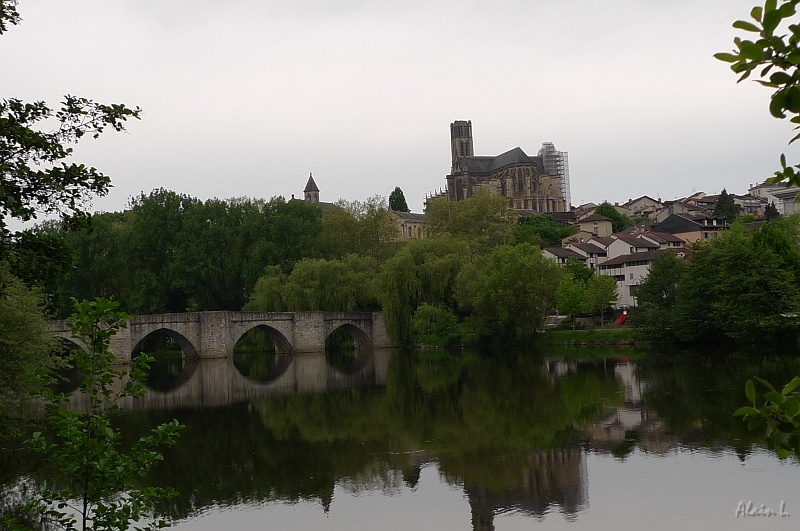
[5,347,800,530]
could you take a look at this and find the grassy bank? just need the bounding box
[537,327,647,346]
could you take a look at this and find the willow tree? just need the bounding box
[376,237,470,343]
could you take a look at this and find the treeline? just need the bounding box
[634,216,800,343]
[27,187,589,345]
[30,189,400,317]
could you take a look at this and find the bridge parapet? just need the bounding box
[49,311,391,362]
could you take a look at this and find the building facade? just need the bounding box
[427,121,569,213]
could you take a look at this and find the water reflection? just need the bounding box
[11,347,800,530]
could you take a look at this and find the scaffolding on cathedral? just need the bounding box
[538,142,571,210]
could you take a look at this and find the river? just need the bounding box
[3,346,800,530]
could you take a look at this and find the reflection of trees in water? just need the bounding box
[633,349,800,458]
[13,346,796,528]
[232,328,293,383]
[122,349,622,523]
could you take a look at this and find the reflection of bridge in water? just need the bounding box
[68,350,392,411]
[50,310,391,363]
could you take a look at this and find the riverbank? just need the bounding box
[536,327,647,346]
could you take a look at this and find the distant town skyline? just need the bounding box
[4,0,800,217]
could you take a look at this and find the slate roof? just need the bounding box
[640,231,684,243]
[458,147,545,174]
[395,212,426,222]
[569,243,607,255]
[580,214,612,222]
[304,173,319,193]
[543,247,586,260]
[611,234,660,248]
[588,236,615,248]
[622,195,661,207]
[651,213,703,234]
[598,250,666,268]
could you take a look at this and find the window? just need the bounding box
[629,273,633,280]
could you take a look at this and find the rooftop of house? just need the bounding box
[639,231,685,243]
[598,249,667,268]
[567,242,607,255]
[579,214,612,223]
[394,212,426,222]
[610,234,660,248]
[543,247,587,260]
[588,236,615,248]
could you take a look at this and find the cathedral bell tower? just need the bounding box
[450,120,474,173]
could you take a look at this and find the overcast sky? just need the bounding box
[5,0,799,214]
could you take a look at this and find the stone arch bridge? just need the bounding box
[49,311,391,363]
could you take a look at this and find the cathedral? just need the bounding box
[428,120,570,213]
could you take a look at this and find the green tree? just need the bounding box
[455,243,562,341]
[715,0,800,186]
[674,224,800,342]
[593,201,631,233]
[7,298,182,531]
[320,196,398,260]
[632,252,686,335]
[0,262,55,438]
[376,237,470,343]
[388,186,410,212]
[562,256,594,284]
[410,303,461,347]
[714,188,738,221]
[765,201,781,220]
[556,275,586,329]
[245,254,379,312]
[514,214,576,248]
[424,189,516,253]
[584,274,618,326]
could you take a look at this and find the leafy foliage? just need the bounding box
[243,255,379,312]
[584,275,618,325]
[6,298,182,531]
[0,97,140,251]
[556,275,586,329]
[410,303,461,347]
[376,237,470,343]
[424,190,516,253]
[715,0,800,186]
[0,262,55,438]
[0,0,21,35]
[50,192,324,316]
[632,252,686,335]
[388,186,410,213]
[319,196,398,260]
[713,188,738,221]
[593,202,631,233]
[765,201,781,220]
[674,223,800,341]
[514,214,576,248]
[455,244,562,341]
[735,376,800,459]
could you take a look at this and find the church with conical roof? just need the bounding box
[304,173,320,204]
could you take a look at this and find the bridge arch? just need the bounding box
[325,322,371,350]
[232,324,293,354]
[131,328,200,361]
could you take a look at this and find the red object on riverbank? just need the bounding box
[613,313,627,326]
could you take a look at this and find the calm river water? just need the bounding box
[4,346,800,530]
